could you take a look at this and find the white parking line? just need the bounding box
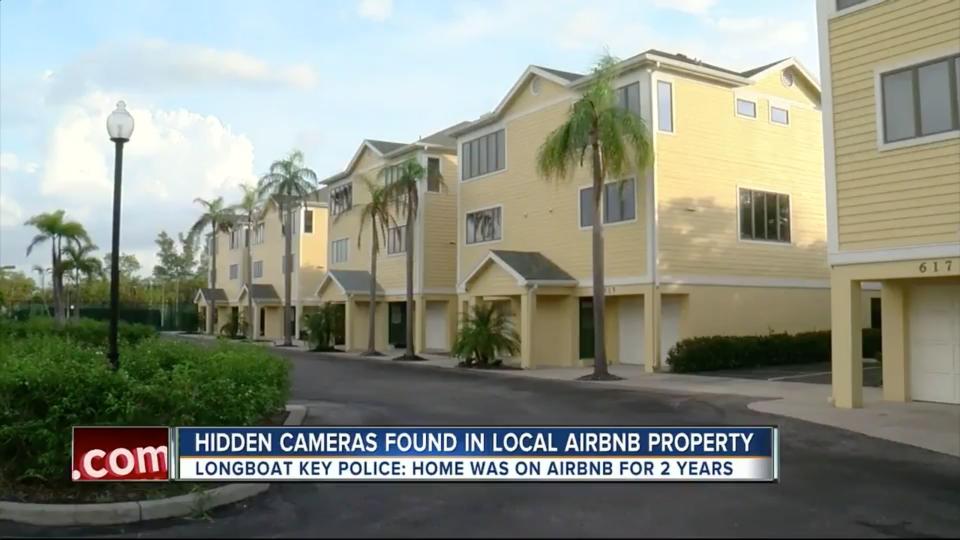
[768,366,881,382]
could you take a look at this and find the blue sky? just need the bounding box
[0,0,819,277]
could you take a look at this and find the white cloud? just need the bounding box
[0,152,39,174]
[0,193,23,228]
[47,39,319,102]
[357,0,393,21]
[651,0,716,15]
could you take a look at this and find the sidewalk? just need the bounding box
[326,350,960,457]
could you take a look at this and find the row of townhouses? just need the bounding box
[198,0,960,407]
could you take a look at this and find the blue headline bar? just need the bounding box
[177,427,775,457]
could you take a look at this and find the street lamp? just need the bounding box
[106,101,134,370]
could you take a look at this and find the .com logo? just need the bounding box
[72,427,171,481]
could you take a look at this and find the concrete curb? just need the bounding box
[0,404,307,527]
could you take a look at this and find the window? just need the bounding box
[616,81,641,117]
[739,188,790,243]
[736,98,757,118]
[580,179,636,227]
[657,81,673,132]
[387,225,406,254]
[836,0,869,10]
[253,222,265,245]
[465,207,502,244]
[304,210,313,233]
[881,54,960,143]
[461,129,505,180]
[253,260,263,279]
[770,106,789,125]
[331,184,353,215]
[331,238,348,263]
[427,157,441,192]
[229,264,239,280]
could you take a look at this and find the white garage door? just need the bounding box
[909,283,960,404]
[618,296,645,365]
[425,301,448,351]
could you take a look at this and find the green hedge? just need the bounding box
[667,329,882,373]
[0,334,290,484]
[0,317,156,347]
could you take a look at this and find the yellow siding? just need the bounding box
[828,0,960,251]
[422,152,459,290]
[458,100,649,285]
[656,71,828,279]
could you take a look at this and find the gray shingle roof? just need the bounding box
[245,284,281,303]
[367,140,407,155]
[491,251,575,282]
[327,270,383,294]
[533,65,584,82]
[196,288,228,302]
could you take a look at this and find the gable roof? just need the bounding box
[461,250,576,291]
[239,283,281,304]
[193,288,228,304]
[317,270,383,296]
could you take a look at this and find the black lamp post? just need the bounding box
[106,101,134,370]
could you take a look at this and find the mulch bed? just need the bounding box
[2,408,289,504]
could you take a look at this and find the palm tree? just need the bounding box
[62,242,103,320]
[536,54,653,380]
[187,197,233,334]
[352,176,394,356]
[258,150,318,346]
[229,183,266,341]
[381,158,438,360]
[24,210,91,325]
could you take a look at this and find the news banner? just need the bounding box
[72,426,778,482]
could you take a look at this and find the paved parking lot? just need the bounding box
[697,361,883,387]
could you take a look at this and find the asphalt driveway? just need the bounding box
[3,348,957,538]
[696,361,884,387]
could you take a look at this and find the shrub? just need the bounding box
[0,317,156,347]
[667,329,882,373]
[452,302,520,368]
[0,335,290,485]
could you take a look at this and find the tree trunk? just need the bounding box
[283,206,293,346]
[366,222,379,354]
[404,196,415,358]
[590,136,610,379]
[208,224,217,334]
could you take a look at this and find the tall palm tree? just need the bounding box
[24,210,91,325]
[229,183,266,341]
[381,158,437,361]
[188,197,233,334]
[352,176,394,356]
[536,54,653,380]
[258,149,318,346]
[62,242,103,320]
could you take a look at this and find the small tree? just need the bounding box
[452,302,520,368]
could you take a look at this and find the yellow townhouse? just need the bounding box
[195,193,329,341]
[817,0,960,407]
[452,49,877,370]
[317,123,467,353]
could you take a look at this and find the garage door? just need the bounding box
[425,301,448,351]
[909,283,960,404]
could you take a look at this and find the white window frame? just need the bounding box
[655,79,675,134]
[577,179,639,230]
[458,123,508,183]
[464,204,503,246]
[331,238,349,263]
[769,101,790,126]
[735,96,758,120]
[873,47,960,152]
[736,185,794,246]
[253,260,263,279]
